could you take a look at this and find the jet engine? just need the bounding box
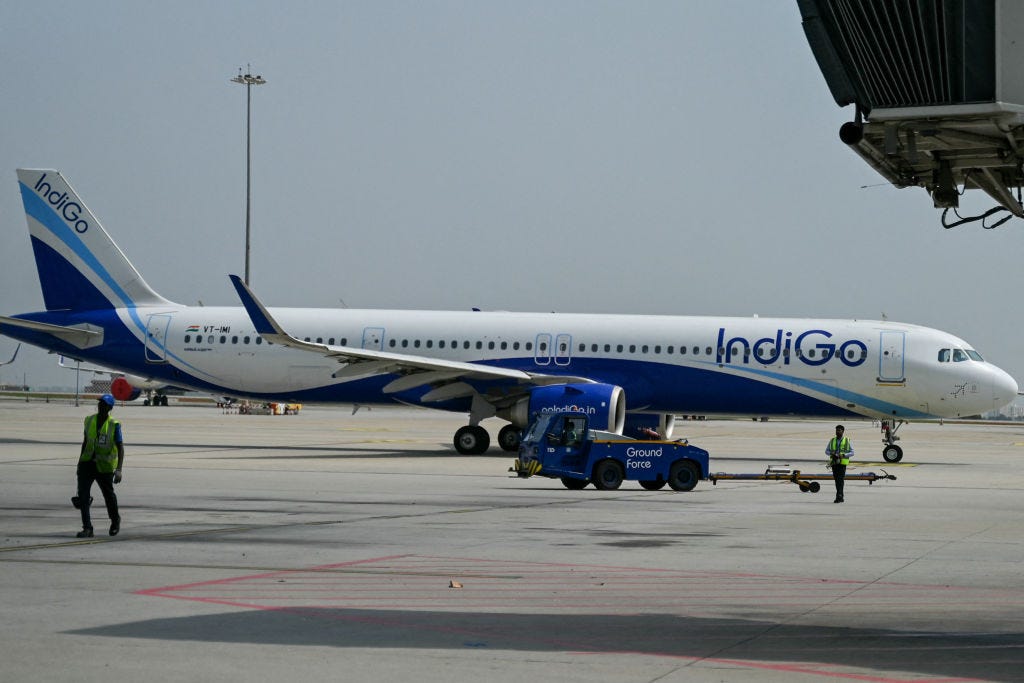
[623,413,676,440]
[497,383,626,433]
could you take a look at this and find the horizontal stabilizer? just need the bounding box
[0,316,103,349]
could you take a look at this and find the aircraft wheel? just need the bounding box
[160,395,169,406]
[454,425,490,455]
[882,444,903,463]
[560,477,588,490]
[639,479,666,490]
[497,424,521,452]
[592,460,624,490]
[668,460,700,492]
[143,399,150,406]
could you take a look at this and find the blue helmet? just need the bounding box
[99,394,116,407]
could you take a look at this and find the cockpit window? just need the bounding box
[967,350,984,361]
[952,349,968,362]
[938,349,950,362]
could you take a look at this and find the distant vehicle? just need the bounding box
[512,411,710,491]
[0,169,1018,460]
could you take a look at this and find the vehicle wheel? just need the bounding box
[454,425,490,455]
[160,395,169,406]
[882,444,903,463]
[668,460,700,492]
[560,477,588,490]
[592,460,624,490]
[498,424,521,452]
[808,481,821,493]
[143,399,150,406]
[639,479,666,490]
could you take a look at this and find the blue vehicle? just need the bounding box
[512,412,710,491]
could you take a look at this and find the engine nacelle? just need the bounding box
[623,413,676,440]
[498,383,626,433]
[110,376,142,402]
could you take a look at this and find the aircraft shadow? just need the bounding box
[68,608,1023,680]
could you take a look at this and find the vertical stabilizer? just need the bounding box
[16,169,172,311]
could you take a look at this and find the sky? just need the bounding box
[1,1,1022,391]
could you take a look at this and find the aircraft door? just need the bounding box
[362,327,385,351]
[879,331,906,382]
[534,333,552,366]
[144,314,171,363]
[554,333,572,366]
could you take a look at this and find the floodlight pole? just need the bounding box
[231,68,266,286]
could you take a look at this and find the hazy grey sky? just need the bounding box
[1,1,1022,390]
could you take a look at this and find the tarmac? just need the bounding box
[1,398,1022,682]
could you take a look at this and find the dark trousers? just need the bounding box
[77,461,119,530]
[832,463,846,499]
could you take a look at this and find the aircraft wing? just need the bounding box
[229,275,592,400]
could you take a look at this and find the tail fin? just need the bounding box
[16,169,171,311]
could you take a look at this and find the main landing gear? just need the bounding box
[881,420,904,463]
[453,424,522,455]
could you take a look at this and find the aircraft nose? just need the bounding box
[990,366,1019,412]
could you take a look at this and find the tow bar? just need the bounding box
[709,466,896,493]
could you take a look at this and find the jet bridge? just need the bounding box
[799,0,1024,227]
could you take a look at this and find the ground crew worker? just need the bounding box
[75,394,124,537]
[826,424,853,503]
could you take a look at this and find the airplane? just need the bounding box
[1,169,1018,461]
[57,355,177,405]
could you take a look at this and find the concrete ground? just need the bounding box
[1,399,1022,682]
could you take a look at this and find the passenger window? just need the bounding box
[501,341,508,350]
[232,336,238,344]
[340,338,348,345]
[414,340,421,348]
[402,339,409,348]
[184,334,191,343]
[476,341,483,350]
[667,345,673,354]
[641,345,649,353]
[464,341,471,349]
[389,339,396,347]
[426,340,433,348]
[513,341,520,350]
[526,342,533,351]
[488,341,495,350]
[256,337,262,345]
[616,344,623,353]
[693,346,699,355]
[629,344,636,353]
[244,336,250,344]
[654,345,660,354]
[604,344,611,352]
[439,340,446,349]
[329,338,335,345]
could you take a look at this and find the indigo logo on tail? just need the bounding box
[33,173,89,234]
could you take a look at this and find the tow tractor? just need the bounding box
[511,411,710,491]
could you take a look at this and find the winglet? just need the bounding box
[228,274,289,340]
[0,343,19,367]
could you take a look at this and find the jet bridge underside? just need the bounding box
[799,0,1024,225]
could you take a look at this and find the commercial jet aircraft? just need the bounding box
[1,169,1018,461]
